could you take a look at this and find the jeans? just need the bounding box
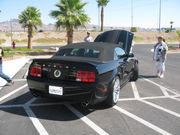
[0,64,12,82]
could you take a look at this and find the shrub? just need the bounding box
[131,27,137,32]
[0,39,6,44]
[38,30,44,32]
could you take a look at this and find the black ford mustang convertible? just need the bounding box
[27,30,139,107]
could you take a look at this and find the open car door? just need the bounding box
[94,30,134,54]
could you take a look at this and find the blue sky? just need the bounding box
[0,0,179,28]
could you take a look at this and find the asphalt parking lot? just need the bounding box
[0,44,180,135]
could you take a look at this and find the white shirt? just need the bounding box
[154,41,168,61]
[84,36,93,42]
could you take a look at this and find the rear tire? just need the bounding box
[131,63,139,81]
[104,76,120,107]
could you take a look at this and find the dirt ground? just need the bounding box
[0,31,179,47]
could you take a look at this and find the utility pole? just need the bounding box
[10,19,13,47]
[131,0,134,31]
[159,0,161,32]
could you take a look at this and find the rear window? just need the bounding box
[56,48,101,58]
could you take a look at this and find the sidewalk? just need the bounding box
[0,57,29,89]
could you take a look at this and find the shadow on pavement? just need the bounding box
[139,75,158,79]
[0,92,109,122]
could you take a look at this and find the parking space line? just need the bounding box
[139,100,180,118]
[24,98,49,135]
[65,103,109,135]
[24,105,49,135]
[131,82,140,99]
[169,97,180,102]
[159,86,169,96]
[142,78,180,95]
[113,105,172,135]
[0,84,27,102]
[0,104,23,109]
[118,96,169,101]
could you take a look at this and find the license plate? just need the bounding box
[49,86,63,96]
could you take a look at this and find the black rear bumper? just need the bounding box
[27,77,107,104]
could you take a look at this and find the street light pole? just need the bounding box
[131,0,134,31]
[159,0,161,32]
[10,19,13,47]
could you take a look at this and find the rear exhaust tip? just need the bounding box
[31,91,40,97]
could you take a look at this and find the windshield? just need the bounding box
[55,48,101,58]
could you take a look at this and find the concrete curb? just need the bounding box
[0,57,29,90]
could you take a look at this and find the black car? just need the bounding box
[27,30,139,107]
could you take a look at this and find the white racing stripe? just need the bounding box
[0,84,27,102]
[131,82,140,99]
[139,100,180,118]
[113,105,172,135]
[65,103,109,135]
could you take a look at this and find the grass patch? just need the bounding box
[5,33,13,37]
[33,38,65,44]
[167,36,179,42]
[13,48,44,52]
[14,39,28,44]
[134,36,144,42]
[0,39,6,44]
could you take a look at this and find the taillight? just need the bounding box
[76,71,95,82]
[30,65,42,77]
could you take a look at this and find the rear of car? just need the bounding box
[27,46,110,104]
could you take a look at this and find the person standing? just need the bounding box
[84,32,93,42]
[153,36,168,78]
[0,46,14,84]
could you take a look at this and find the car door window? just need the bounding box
[114,47,125,60]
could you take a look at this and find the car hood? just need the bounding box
[94,30,134,54]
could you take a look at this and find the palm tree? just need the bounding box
[18,6,42,49]
[97,0,110,31]
[170,21,174,32]
[50,0,90,44]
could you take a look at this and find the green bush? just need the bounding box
[0,39,6,44]
[165,29,171,33]
[131,27,137,32]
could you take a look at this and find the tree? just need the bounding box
[18,6,42,49]
[97,0,110,31]
[170,21,174,32]
[50,0,90,44]
[131,27,137,32]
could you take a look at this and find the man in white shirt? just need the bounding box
[84,32,93,42]
[154,36,168,78]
